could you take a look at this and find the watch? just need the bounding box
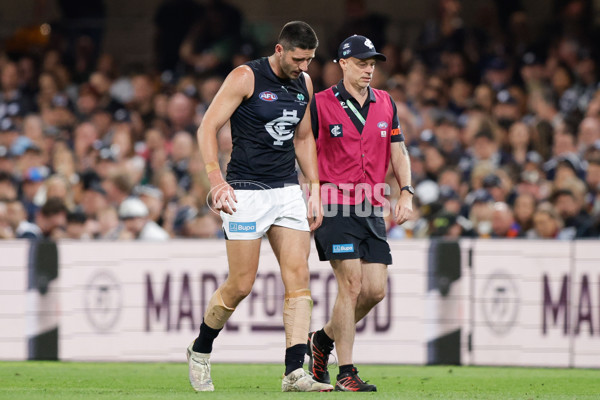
[400,185,415,195]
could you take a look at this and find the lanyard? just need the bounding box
[333,86,366,126]
[345,100,366,126]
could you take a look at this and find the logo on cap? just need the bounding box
[364,39,374,49]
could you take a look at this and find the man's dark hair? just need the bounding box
[278,21,318,51]
[40,197,68,217]
[551,188,575,203]
[0,171,13,184]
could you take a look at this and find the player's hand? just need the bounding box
[394,192,413,226]
[209,173,237,215]
[306,189,323,231]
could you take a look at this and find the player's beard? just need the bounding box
[280,58,301,80]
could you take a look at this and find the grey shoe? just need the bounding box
[281,368,334,392]
[186,342,215,392]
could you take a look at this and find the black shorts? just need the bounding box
[314,202,392,265]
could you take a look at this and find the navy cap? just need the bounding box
[482,173,502,188]
[173,206,198,234]
[435,111,459,127]
[88,182,107,195]
[486,57,508,71]
[67,209,87,224]
[439,185,459,201]
[336,35,386,62]
[113,108,131,123]
[496,89,517,105]
[557,153,586,179]
[468,188,494,205]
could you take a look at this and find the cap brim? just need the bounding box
[350,51,387,61]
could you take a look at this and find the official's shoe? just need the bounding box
[281,368,334,392]
[186,342,215,392]
[335,367,377,392]
[307,331,333,384]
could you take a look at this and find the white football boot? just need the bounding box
[186,342,215,392]
[281,368,334,392]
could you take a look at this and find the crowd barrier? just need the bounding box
[0,239,598,367]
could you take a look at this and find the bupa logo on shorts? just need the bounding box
[330,124,343,138]
[259,91,278,102]
[229,222,257,233]
[332,243,354,253]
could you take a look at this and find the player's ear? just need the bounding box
[275,44,284,57]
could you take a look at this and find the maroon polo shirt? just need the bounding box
[312,83,403,206]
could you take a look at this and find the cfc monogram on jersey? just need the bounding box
[266,109,300,146]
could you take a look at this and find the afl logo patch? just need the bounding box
[377,121,388,129]
[259,91,278,102]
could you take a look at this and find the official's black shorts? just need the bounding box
[314,202,392,265]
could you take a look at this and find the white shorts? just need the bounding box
[221,185,309,240]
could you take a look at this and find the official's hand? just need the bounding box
[394,192,413,226]
[306,189,323,231]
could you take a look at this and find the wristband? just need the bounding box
[205,161,220,174]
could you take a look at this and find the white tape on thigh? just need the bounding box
[283,289,313,348]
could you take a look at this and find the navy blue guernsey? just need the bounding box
[227,57,309,189]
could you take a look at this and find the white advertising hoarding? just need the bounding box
[2,238,597,367]
[572,241,600,368]
[0,241,29,360]
[57,240,428,364]
[468,240,600,368]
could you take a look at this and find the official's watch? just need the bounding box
[400,185,415,195]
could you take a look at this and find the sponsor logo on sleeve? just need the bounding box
[330,124,343,138]
[259,91,278,102]
[229,222,257,233]
[332,243,354,253]
[390,128,400,136]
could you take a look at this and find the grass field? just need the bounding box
[0,361,598,399]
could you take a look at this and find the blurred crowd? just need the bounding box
[0,0,599,241]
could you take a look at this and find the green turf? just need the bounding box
[0,362,598,399]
